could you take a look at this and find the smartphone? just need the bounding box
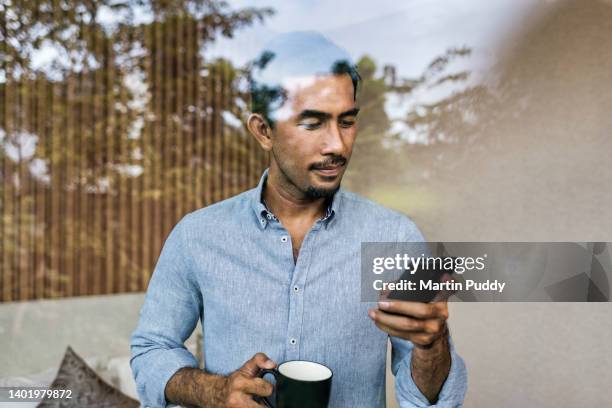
[385,262,449,303]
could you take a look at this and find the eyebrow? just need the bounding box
[296,108,360,122]
[339,108,360,118]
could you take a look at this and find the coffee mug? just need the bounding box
[256,360,333,408]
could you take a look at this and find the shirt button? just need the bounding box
[281,236,288,243]
[260,218,265,224]
[290,338,297,345]
[293,286,299,292]
[267,214,273,219]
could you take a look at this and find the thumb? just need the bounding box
[431,272,456,303]
[240,352,276,377]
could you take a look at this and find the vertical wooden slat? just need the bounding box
[12,77,19,301]
[65,67,75,298]
[29,76,39,301]
[131,28,140,287]
[118,26,129,294]
[13,74,23,300]
[135,25,147,292]
[213,64,220,202]
[80,20,96,295]
[183,15,190,213]
[185,16,194,211]
[3,61,14,301]
[9,8,17,301]
[229,65,238,195]
[175,14,184,221]
[151,16,161,282]
[217,64,223,201]
[35,69,47,299]
[91,23,101,296]
[162,16,171,242]
[55,21,65,298]
[57,68,66,297]
[221,62,229,196]
[0,0,5,300]
[48,1,59,296]
[205,62,212,205]
[193,18,201,209]
[77,18,89,296]
[204,57,213,206]
[139,24,150,291]
[9,75,16,300]
[20,72,32,300]
[105,33,116,294]
[246,68,254,186]
[54,0,63,298]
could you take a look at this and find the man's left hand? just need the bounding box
[368,300,449,348]
[369,300,452,403]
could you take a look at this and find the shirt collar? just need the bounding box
[251,168,341,230]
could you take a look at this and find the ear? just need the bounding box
[247,113,273,151]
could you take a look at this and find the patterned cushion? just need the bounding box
[37,346,139,408]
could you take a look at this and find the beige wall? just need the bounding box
[387,303,612,408]
[375,1,612,406]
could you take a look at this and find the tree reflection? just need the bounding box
[0,0,273,300]
[346,46,498,194]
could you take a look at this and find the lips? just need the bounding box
[313,164,344,176]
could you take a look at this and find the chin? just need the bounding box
[305,184,340,200]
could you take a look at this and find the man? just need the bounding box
[131,31,467,407]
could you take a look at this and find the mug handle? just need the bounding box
[255,368,278,408]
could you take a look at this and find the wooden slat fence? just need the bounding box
[0,10,267,301]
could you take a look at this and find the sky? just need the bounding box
[204,0,543,78]
[202,0,553,143]
[22,0,547,84]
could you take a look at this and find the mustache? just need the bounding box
[310,156,347,170]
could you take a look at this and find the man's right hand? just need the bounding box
[165,352,276,408]
[221,353,277,407]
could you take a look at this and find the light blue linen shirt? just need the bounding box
[130,169,467,408]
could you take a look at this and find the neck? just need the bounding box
[263,167,330,223]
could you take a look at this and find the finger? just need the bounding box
[429,301,449,321]
[379,287,392,300]
[378,300,448,319]
[379,276,403,300]
[371,309,446,335]
[230,393,266,408]
[368,309,425,332]
[432,273,456,302]
[422,318,447,335]
[241,353,276,376]
[372,319,436,346]
[239,377,274,397]
[372,318,407,338]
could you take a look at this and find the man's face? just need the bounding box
[269,73,359,199]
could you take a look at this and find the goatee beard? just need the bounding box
[305,185,340,200]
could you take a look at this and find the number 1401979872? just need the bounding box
[6,388,72,401]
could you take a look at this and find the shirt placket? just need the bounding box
[282,220,322,361]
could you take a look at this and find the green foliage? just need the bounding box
[345,47,498,198]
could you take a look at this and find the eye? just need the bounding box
[299,121,321,130]
[340,118,356,128]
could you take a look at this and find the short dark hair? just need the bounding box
[249,32,361,128]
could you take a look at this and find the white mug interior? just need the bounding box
[278,361,332,382]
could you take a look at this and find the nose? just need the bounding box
[321,122,345,155]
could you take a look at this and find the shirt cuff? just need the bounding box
[132,347,200,408]
[395,345,468,408]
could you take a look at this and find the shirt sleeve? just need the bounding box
[130,215,203,408]
[391,333,468,407]
[391,215,468,407]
